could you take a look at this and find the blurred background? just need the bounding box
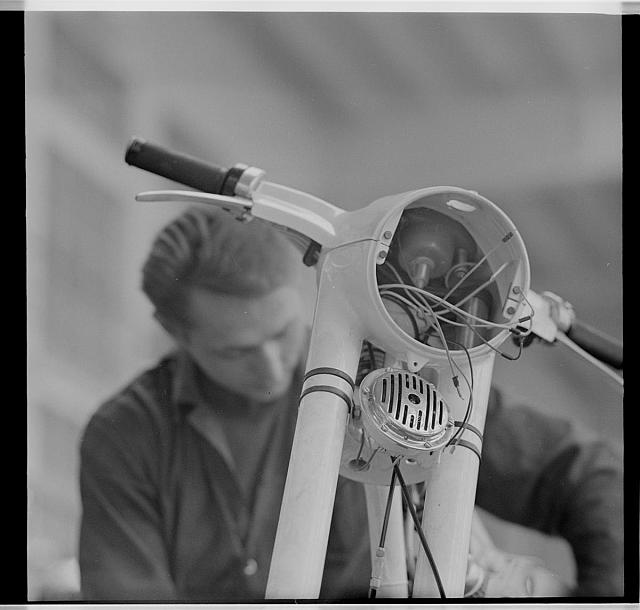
[25,11,622,600]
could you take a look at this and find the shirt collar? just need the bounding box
[169,348,304,473]
[170,350,237,468]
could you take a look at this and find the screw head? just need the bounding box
[378,250,387,260]
[506,306,516,315]
[383,231,393,240]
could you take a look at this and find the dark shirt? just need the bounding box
[79,351,623,600]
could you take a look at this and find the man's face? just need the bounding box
[179,285,307,402]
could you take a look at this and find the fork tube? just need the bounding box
[266,247,365,599]
[411,353,495,597]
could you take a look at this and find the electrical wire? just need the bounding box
[393,460,446,598]
[380,265,462,386]
[426,293,530,361]
[379,290,513,331]
[434,261,511,315]
[379,285,530,367]
[368,458,401,599]
[383,252,533,336]
[380,292,460,392]
[460,320,526,361]
[379,257,530,394]
[357,341,386,384]
[381,274,499,397]
[380,284,530,365]
[441,232,513,302]
[444,262,474,290]
[417,295,464,397]
[383,264,440,330]
[427,286,529,331]
[383,241,531,334]
[380,284,519,331]
[379,459,400,546]
[444,340,475,450]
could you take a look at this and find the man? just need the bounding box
[79,205,623,601]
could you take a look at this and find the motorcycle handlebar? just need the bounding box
[125,137,234,195]
[125,137,623,372]
[566,319,623,370]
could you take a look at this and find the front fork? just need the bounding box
[363,353,495,598]
[413,354,494,597]
[266,246,365,599]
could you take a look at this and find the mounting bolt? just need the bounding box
[506,306,516,315]
[378,250,387,260]
[512,286,521,295]
[383,231,393,240]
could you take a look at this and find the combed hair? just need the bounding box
[142,206,299,327]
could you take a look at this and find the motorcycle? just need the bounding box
[124,137,623,599]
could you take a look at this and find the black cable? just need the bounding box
[368,465,399,599]
[379,464,399,547]
[444,339,475,448]
[357,341,384,384]
[502,334,525,361]
[456,315,525,361]
[393,462,447,598]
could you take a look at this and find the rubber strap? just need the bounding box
[303,367,355,389]
[299,385,353,413]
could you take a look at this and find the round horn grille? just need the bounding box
[358,369,453,454]
[371,371,448,436]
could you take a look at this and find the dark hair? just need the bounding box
[142,206,299,327]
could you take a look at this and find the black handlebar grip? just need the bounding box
[125,137,229,194]
[566,319,623,370]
